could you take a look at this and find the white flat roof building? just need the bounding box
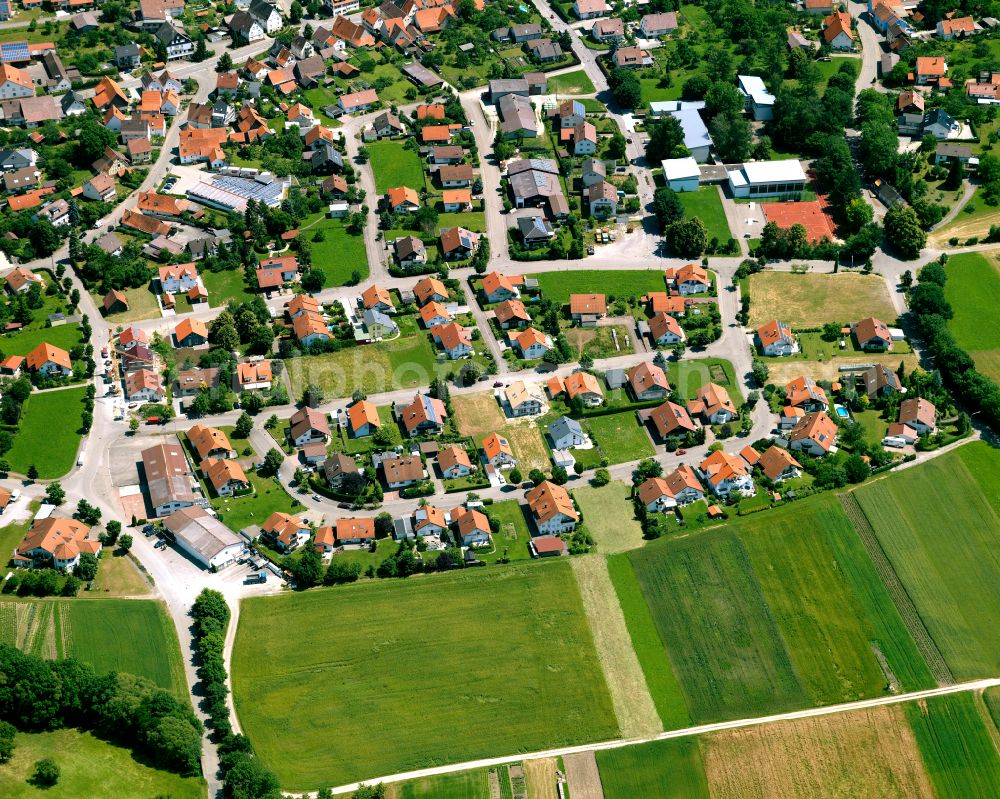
[649,100,705,116]
[662,157,700,192]
[738,75,775,120]
[728,160,807,198]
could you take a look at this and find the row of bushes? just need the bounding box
[190,590,283,799]
[0,645,202,775]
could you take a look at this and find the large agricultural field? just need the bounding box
[746,271,897,328]
[942,251,1000,383]
[231,561,618,790]
[0,729,205,799]
[0,599,187,695]
[623,494,932,724]
[597,698,997,799]
[903,694,1000,799]
[854,441,1000,679]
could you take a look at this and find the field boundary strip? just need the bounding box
[838,493,954,686]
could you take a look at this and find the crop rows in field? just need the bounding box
[838,493,954,685]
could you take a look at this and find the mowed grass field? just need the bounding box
[573,483,644,554]
[677,187,732,244]
[6,387,87,478]
[854,441,1000,679]
[232,562,618,789]
[0,729,205,799]
[942,252,1000,382]
[586,411,654,465]
[546,69,596,94]
[664,358,739,400]
[285,328,441,398]
[746,272,897,328]
[624,494,932,724]
[535,270,667,305]
[367,140,426,194]
[0,599,186,696]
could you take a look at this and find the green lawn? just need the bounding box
[210,469,300,534]
[904,694,1000,799]
[232,561,618,789]
[98,284,161,323]
[306,218,369,285]
[625,493,932,724]
[596,738,709,799]
[677,187,732,244]
[547,69,596,95]
[941,252,1000,382]
[478,499,532,563]
[586,412,654,465]
[0,324,82,359]
[854,441,1000,679]
[663,358,739,401]
[286,320,458,398]
[367,140,426,194]
[0,729,204,799]
[573,483,644,553]
[606,554,690,730]
[942,252,1000,350]
[6,387,87,478]
[201,267,256,306]
[534,270,666,305]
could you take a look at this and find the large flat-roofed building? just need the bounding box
[141,440,200,517]
[186,170,290,212]
[727,160,806,199]
[671,108,711,162]
[163,506,243,569]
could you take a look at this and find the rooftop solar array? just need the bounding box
[0,41,30,64]
[186,173,286,213]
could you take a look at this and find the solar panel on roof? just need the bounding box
[0,41,30,63]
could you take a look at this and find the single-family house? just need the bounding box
[289,406,331,447]
[382,455,425,489]
[483,432,517,468]
[548,415,588,450]
[564,371,604,406]
[348,400,380,437]
[569,293,606,326]
[202,458,250,497]
[400,392,448,437]
[26,342,71,376]
[785,375,828,412]
[438,445,474,479]
[527,481,578,533]
[431,322,473,359]
[126,368,165,402]
[788,410,838,455]
[502,380,544,417]
[452,507,491,547]
[690,382,738,423]
[261,511,311,553]
[649,312,685,346]
[898,397,936,435]
[756,319,797,356]
[514,327,551,359]
[627,362,670,401]
[699,450,754,497]
[649,400,697,439]
[757,446,802,483]
[853,316,893,351]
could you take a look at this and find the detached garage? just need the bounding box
[662,157,700,192]
[163,506,243,570]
